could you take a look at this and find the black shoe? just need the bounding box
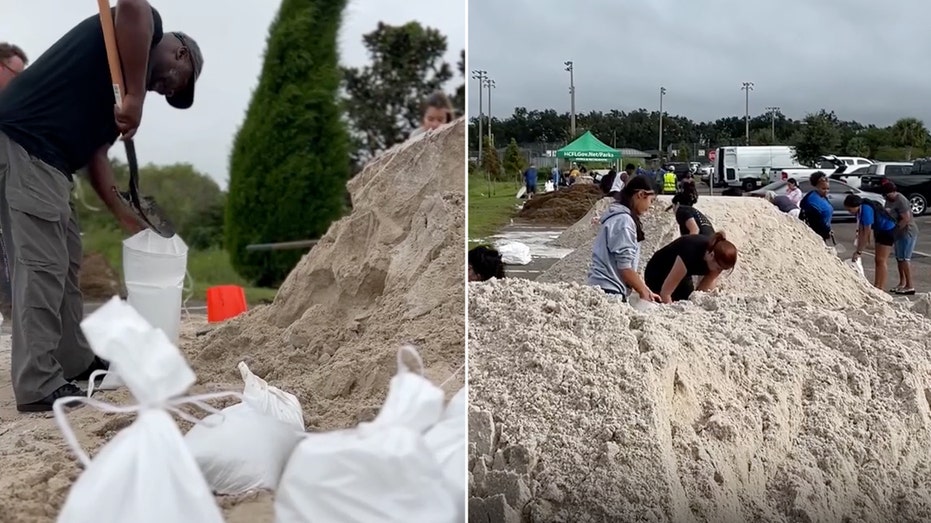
[16,383,86,413]
[65,356,110,382]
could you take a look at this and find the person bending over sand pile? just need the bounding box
[667,180,714,236]
[588,175,661,302]
[643,232,738,303]
[468,245,505,282]
[845,194,896,291]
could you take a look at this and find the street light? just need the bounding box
[765,106,780,142]
[471,69,487,162]
[565,60,575,138]
[484,77,496,141]
[658,86,667,155]
[741,82,754,145]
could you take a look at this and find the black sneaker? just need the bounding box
[16,383,86,413]
[65,356,110,382]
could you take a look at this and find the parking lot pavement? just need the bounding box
[831,216,931,294]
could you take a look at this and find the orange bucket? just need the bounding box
[206,285,248,323]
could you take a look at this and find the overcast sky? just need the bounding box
[1,0,465,188]
[468,0,925,130]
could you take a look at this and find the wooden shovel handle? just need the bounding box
[97,0,124,108]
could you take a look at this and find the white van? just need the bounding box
[714,145,804,191]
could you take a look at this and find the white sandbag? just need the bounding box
[628,294,660,312]
[54,297,227,523]
[424,387,466,520]
[496,241,532,265]
[185,362,306,495]
[846,258,867,280]
[274,346,457,523]
[544,180,555,193]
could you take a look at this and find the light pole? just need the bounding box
[471,69,487,162]
[765,106,780,142]
[484,77,496,141]
[658,86,667,156]
[741,82,754,145]
[565,60,575,138]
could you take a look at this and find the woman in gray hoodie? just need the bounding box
[588,175,661,302]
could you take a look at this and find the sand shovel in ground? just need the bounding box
[97,0,176,238]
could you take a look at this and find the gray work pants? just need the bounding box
[0,132,94,404]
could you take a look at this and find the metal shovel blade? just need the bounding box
[120,140,176,238]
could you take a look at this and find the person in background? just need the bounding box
[468,246,505,282]
[764,190,800,218]
[668,181,714,236]
[609,163,635,197]
[409,91,454,138]
[588,175,660,302]
[880,181,919,294]
[662,167,677,194]
[644,232,739,303]
[598,168,617,196]
[799,172,834,243]
[0,43,28,319]
[523,164,538,200]
[844,194,896,291]
[551,165,561,189]
[785,177,803,205]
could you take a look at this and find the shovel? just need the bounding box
[97,0,176,238]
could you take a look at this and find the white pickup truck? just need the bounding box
[776,155,865,185]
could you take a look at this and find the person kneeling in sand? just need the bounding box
[588,175,661,302]
[643,232,738,303]
[667,180,714,236]
[468,245,505,282]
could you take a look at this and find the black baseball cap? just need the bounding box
[167,32,203,109]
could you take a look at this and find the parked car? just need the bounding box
[861,160,930,215]
[830,165,869,189]
[747,178,884,220]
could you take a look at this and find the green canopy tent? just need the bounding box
[556,131,621,164]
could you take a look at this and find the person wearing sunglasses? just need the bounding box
[0,0,204,413]
[0,43,27,90]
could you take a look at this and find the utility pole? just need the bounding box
[765,106,780,143]
[564,60,575,138]
[471,69,487,162]
[658,86,667,156]
[484,77,496,141]
[741,82,754,145]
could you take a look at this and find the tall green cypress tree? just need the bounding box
[226,0,350,286]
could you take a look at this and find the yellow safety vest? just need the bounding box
[663,172,676,192]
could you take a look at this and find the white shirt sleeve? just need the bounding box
[610,176,625,194]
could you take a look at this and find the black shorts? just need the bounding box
[526,183,537,194]
[874,228,895,246]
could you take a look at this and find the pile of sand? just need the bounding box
[518,184,603,225]
[469,280,931,522]
[539,196,885,308]
[549,196,613,249]
[79,252,124,301]
[0,119,465,522]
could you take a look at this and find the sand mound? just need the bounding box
[0,119,464,523]
[538,196,885,308]
[469,278,931,522]
[518,184,603,225]
[79,252,124,301]
[188,118,466,430]
[549,196,613,249]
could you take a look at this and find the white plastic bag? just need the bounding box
[54,297,228,523]
[544,180,555,193]
[628,293,660,312]
[846,258,867,280]
[274,346,457,523]
[185,362,306,495]
[496,241,532,265]
[424,387,466,521]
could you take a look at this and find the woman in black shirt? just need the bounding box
[668,181,715,236]
[644,232,738,303]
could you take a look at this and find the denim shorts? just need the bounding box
[894,234,917,261]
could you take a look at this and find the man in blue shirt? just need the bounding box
[523,165,538,200]
[799,172,834,242]
[844,194,896,290]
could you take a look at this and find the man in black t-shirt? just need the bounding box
[0,0,204,412]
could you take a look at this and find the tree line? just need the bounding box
[471,107,931,167]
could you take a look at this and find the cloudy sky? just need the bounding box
[1,0,465,188]
[468,0,924,129]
